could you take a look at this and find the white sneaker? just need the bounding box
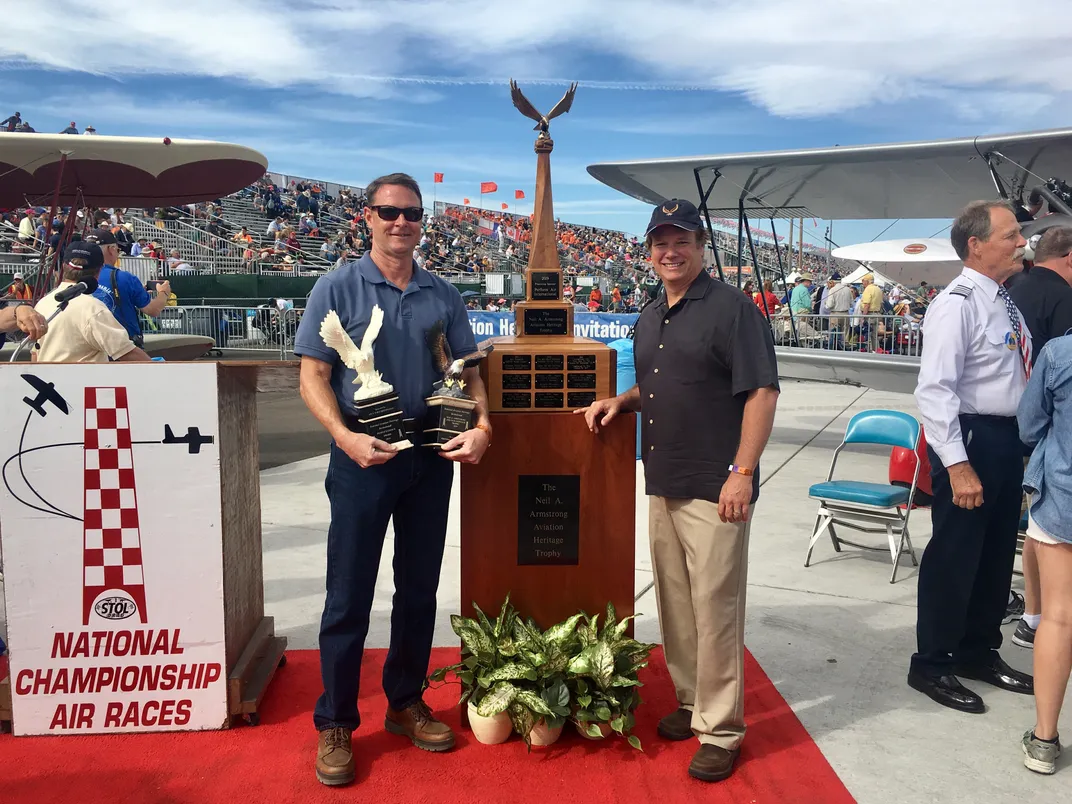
[1023,730,1061,775]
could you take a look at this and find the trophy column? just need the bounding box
[460,84,635,633]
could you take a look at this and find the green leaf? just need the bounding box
[450,614,483,638]
[481,662,536,684]
[577,694,592,709]
[462,655,479,670]
[476,682,518,717]
[567,650,592,676]
[497,637,518,657]
[628,735,642,751]
[471,601,494,635]
[575,679,589,694]
[428,667,448,683]
[574,710,592,722]
[515,690,555,716]
[545,680,570,709]
[594,705,612,722]
[508,702,536,748]
[585,723,604,738]
[601,601,617,638]
[592,642,615,690]
[611,675,642,688]
[610,716,625,734]
[457,625,494,659]
[494,594,512,639]
[612,614,636,640]
[543,613,583,647]
[522,650,547,668]
[458,670,474,685]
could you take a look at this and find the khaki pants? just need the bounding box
[648,496,750,750]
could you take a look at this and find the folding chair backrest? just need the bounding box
[843,410,919,451]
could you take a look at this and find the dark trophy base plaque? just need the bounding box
[423,396,478,449]
[356,391,413,450]
[522,307,569,336]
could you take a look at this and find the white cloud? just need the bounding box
[4,0,1072,126]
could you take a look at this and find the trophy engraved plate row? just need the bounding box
[480,80,614,412]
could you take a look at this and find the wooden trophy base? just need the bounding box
[479,336,615,413]
[460,411,636,631]
[226,616,287,727]
[423,395,478,448]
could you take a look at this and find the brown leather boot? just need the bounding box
[688,744,740,782]
[656,707,694,741]
[385,700,455,752]
[315,727,355,786]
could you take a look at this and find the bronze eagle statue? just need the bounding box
[510,79,578,133]
[426,321,494,396]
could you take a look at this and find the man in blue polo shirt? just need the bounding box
[85,229,170,346]
[294,172,491,788]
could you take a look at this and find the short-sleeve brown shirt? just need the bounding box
[633,270,780,504]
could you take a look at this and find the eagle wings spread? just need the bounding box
[320,306,383,379]
[510,79,578,132]
[426,320,494,387]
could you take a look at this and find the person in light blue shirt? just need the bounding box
[789,275,813,315]
[1018,334,1072,773]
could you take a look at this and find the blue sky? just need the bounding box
[4,0,1071,248]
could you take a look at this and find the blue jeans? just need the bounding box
[312,441,453,731]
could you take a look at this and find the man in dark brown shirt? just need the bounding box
[579,199,779,783]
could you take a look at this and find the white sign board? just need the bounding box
[0,364,228,735]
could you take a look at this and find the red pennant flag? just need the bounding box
[463,198,470,205]
[514,189,525,200]
[501,203,509,210]
[433,172,444,183]
[480,181,498,194]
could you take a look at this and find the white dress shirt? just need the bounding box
[915,266,1031,467]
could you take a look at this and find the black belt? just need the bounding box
[341,412,420,437]
[960,413,1017,427]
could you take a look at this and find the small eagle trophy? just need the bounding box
[320,306,412,449]
[423,321,494,449]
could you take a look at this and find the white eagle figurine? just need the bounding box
[319,306,394,401]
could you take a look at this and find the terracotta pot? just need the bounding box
[574,720,612,740]
[467,700,512,745]
[529,719,563,746]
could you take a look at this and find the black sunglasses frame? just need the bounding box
[370,205,423,223]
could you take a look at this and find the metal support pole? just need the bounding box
[767,216,798,345]
[31,151,70,299]
[735,198,745,290]
[692,167,725,283]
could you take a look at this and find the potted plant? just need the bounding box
[567,602,655,751]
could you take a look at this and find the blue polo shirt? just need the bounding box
[92,265,152,340]
[294,253,477,419]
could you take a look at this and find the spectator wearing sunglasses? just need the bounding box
[293,172,491,788]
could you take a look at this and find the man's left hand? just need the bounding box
[15,305,48,340]
[718,472,752,524]
[440,428,490,464]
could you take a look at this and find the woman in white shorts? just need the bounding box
[1018,334,1072,775]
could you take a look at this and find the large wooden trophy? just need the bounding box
[460,81,636,631]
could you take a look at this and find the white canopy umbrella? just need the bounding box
[832,238,962,287]
[836,264,896,288]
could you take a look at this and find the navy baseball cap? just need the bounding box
[645,198,703,237]
[64,241,104,271]
[85,228,117,245]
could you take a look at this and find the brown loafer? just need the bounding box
[315,726,355,786]
[688,744,740,782]
[657,707,694,741]
[385,700,455,752]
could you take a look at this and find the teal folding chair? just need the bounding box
[805,410,922,583]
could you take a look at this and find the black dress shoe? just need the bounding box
[955,655,1033,695]
[907,671,985,713]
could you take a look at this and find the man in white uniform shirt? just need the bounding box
[910,200,1034,712]
[33,241,152,364]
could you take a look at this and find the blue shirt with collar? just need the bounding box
[1019,335,1072,543]
[92,264,152,340]
[294,253,477,419]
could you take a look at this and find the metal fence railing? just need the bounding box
[145,305,303,359]
[766,313,923,356]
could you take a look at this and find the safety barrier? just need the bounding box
[767,313,923,356]
[146,305,303,359]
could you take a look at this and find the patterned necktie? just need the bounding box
[997,286,1031,379]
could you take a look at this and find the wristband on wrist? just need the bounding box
[474,422,492,445]
[728,464,754,476]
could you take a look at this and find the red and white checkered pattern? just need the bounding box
[82,386,147,624]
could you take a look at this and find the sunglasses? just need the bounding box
[370,205,423,223]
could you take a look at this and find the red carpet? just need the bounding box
[0,647,854,803]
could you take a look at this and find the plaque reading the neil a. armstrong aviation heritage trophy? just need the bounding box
[530,271,561,301]
[518,475,580,565]
[523,308,569,336]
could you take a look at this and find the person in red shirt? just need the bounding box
[754,280,781,318]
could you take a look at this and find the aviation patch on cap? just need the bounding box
[661,203,679,215]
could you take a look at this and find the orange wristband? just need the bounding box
[475,423,492,445]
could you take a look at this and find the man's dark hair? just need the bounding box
[1033,226,1072,264]
[950,200,1015,261]
[365,173,422,207]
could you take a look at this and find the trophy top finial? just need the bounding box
[510,79,578,143]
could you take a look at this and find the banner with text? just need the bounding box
[467,311,638,344]
[0,364,228,735]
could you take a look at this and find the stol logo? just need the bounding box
[94,596,138,621]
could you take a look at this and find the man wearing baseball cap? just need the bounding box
[85,228,170,348]
[579,198,780,782]
[32,241,152,363]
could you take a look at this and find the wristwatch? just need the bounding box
[728,464,754,476]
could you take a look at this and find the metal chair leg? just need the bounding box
[828,521,842,552]
[805,510,832,567]
[903,527,919,567]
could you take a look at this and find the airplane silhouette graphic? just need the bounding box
[162,424,214,454]
[21,374,69,418]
